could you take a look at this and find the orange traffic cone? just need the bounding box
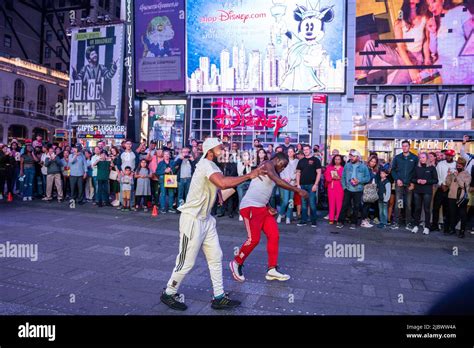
[152,205,158,217]
[7,192,13,202]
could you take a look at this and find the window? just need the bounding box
[55,62,62,71]
[99,0,104,7]
[104,0,110,11]
[57,90,65,104]
[44,63,51,68]
[13,79,25,113]
[58,0,66,7]
[37,85,47,116]
[46,14,54,24]
[57,12,64,24]
[58,30,64,40]
[116,6,121,18]
[56,46,62,58]
[4,34,11,48]
[45,47,51,58]
[81,9,90,18]
[46,30,52,42]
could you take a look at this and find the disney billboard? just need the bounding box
[186,0,346,94]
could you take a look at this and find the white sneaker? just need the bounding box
[422,227,430,235]
[276,215,282,224]
[229,260,245,282]
[239,215,243,222]
[266,267,290,281]
[286,218,291,225]
[324,215,329,220]
[411,226,419,234]
[23,197,28,201]
[361,220,373,228]
[0,194,3,200]
[28,197,32,201]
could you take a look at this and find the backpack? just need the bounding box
[363,179,379,203]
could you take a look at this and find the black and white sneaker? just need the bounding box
[160,291,187,311]
[336,222,344,229]
[211,294,241,310]
[349,224,356,230]
[229,260,245,282]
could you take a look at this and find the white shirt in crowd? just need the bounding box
[178,158,221,220]
[436,160,457,186]
[91,154,100,177]
[280,158,299,184]
[237,161,252,176]
[40,153,48,176]
[180,159,192,179]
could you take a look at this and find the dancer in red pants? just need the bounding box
[230,153,308,282]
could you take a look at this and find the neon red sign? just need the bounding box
[212,102,288,138]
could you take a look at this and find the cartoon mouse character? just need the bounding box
[280,0,334,91]
[142,16,175,58]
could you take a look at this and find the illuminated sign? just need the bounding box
[76,124,126,139]
[212,101,288,137]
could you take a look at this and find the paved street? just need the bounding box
[0,200,473,316]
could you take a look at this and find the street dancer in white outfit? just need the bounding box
[160,138,266,311]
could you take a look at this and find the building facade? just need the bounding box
[0,56,69,144]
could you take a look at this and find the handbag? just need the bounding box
[363,180,379,203]
[164,174,178,188]
[456,183,468,207]
[109,170,118,181]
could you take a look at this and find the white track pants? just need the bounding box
[165,213,224,298]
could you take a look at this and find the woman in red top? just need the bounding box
[324,154,345,224]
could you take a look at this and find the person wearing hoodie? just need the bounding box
[390,140,419,230]
[67,145,88,205]
[411,152,438,235]
[43,147,64,202]
[336,150,370,230]
[445,157,471,238]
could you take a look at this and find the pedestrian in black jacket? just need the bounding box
[411,152,438,235]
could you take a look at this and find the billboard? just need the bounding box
[355,0,474,85]
[68,24,124,125]
[186,0,346,93]
[134,0,186,93]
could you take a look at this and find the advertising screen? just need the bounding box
[355,0,474,85]
[186,0,346,93]
[68,24,125,125]
[134,0,186,93]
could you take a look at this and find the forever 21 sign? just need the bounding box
[367,93,472,119]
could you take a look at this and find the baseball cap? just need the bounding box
[25,139,32,144]
[202,138,223,156]
[350,150,361,158]
[445,149,456,157]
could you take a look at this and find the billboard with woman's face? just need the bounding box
[186,0,346,93]
[355,0,474,86]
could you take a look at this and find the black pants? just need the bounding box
[414,192,432,227]
[362,201,379,220]
[69,176,84,202]
[432,187,450,231]
[448,199,468,233]
[338,190,362,225]
[0,169,14,195]
[135,195,150,207]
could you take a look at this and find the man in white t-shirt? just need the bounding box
[161,138,266,311]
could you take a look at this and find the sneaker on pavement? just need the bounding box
[239,215,243,222]
[406,223,415,231]
[311,223,317,228]
[23,197,28,201]
[285,218,291,225]
[349,224,357,230]
[0,194,3,200]
[390,223,399,230]
[373,218,380,225]
[160,291,187,311]
[276,215,282,224]
[377,223,385,229]
[422,227,430,235]
[266,267,291,281]
[361,220,373,228]
[229,260,245,282]
[336,222,344,229]
[323,215,329,220]
[296,221,307,227]
[28,196,33,201]
[168,208,178,214]
[411,226,419,234]
[211,294,241,310]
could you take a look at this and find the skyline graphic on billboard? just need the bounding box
[186,0,346,94]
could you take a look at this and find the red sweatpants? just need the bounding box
[234,206,279,268]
